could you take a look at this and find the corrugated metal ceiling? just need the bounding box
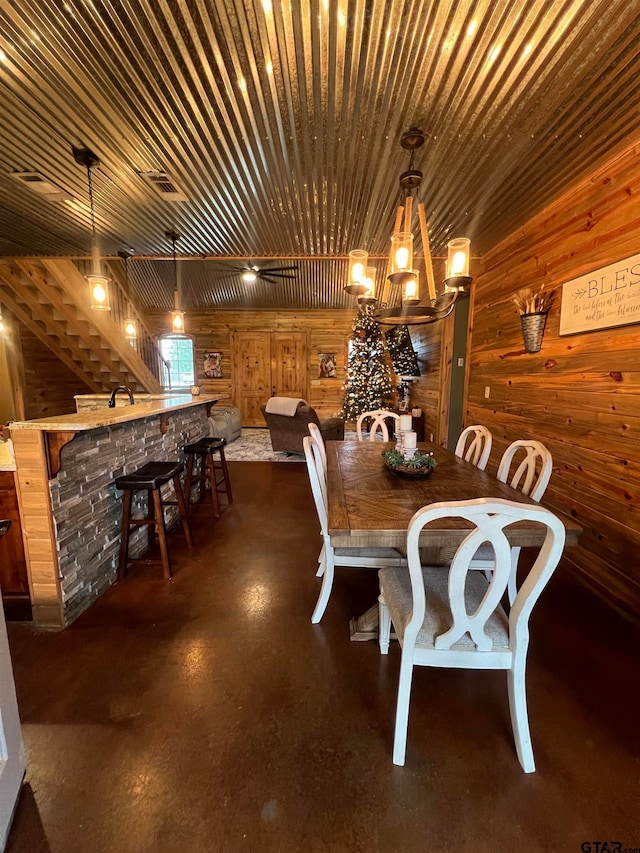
[1,0,640,308]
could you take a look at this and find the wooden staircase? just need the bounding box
[0,259,168,395]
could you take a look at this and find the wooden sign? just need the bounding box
[559,252,640,335]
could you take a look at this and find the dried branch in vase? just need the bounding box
[512,284,554,315]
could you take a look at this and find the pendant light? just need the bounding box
[119,250,137,345]
[166,230,185,333]
[72,146,111,311]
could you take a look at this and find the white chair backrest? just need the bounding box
[303,436,328,535]
[308,423,327,474]
[405,498,565,652]
[497,440,552,502]
[455,425,492,470]
[356,410,400,442]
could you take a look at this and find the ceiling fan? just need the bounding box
[211,261,298,285]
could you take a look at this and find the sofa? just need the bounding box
[208,406,242,443]
[261,399,344,454]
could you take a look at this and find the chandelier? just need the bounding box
[345,128,472,325]
[72,146,112,312]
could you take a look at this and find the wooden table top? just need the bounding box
[327,440,582,550]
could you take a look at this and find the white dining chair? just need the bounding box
[497,439,552,502]
[470,439,553,603]
[356,410,400,442]
[307,424,327,577]
[455,425,492,470]
[378,497,566,772]
[308,422,327,475]
[303,436,406,623]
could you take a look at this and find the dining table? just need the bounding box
[326,439,582,640]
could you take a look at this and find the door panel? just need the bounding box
[271,333,307,399]
[233,332,271,427]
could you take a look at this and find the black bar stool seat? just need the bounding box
[115,460,193,580]
[183,437,233,518]
[115,461,184,491]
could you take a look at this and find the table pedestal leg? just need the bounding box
[349,604,397,642]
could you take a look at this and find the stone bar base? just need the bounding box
[11,399,212,628]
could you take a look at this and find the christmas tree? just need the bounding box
[385,325,420,378]
[342,307,394,420]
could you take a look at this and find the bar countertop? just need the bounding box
[9,394,227,432]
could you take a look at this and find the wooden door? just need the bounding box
[271,332,307,399]
[233,331,271,426]
[233,331,308,427]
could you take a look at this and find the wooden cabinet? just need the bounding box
[233,331,307,426]
[0,472,31,619]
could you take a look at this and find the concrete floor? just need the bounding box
[5,462,640,853]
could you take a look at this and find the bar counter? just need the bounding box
[9,395,223,628]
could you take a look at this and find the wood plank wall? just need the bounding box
[145,309,357,418]
[20,327,93,420]
[407,324,444,443]
[406,262,449,444]
[467,139,640,622]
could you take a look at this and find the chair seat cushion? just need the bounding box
[183,437,227,454]
[379,566,509,650]
[115,461,184,491]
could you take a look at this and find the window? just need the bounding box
[158,334,195,390]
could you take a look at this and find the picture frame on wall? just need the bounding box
[203,351,223,378]
[318,352,337,378]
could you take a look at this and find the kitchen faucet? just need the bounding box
[108,386,135,408]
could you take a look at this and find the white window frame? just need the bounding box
[158,333,196,391]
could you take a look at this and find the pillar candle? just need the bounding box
[399,414,412,431]
[403,431,417,449]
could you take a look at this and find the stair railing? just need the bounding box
[78,259,171,387]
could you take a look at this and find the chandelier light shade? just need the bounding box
[345,249,369,296]
[363,266,376,299]
[446,237,471,279]
[390,233,413,275]
[0,308,4,333]
[403,270,420,305]
[357,265,379,308]
[73,146,111,312]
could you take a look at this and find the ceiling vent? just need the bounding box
[9,172,71,202]
[139,170,188,201]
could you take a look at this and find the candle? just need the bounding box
[352,262,364,282]
[403,431,417,449]
[395,247,409,271]
[399,414,412,431]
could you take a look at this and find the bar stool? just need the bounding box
[183,437,233,518]
[115,460,193,580]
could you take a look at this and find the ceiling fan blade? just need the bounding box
[259,265,298,274]
[260,276,280,285]
[264,272,297,280]
[208,263,247,273]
